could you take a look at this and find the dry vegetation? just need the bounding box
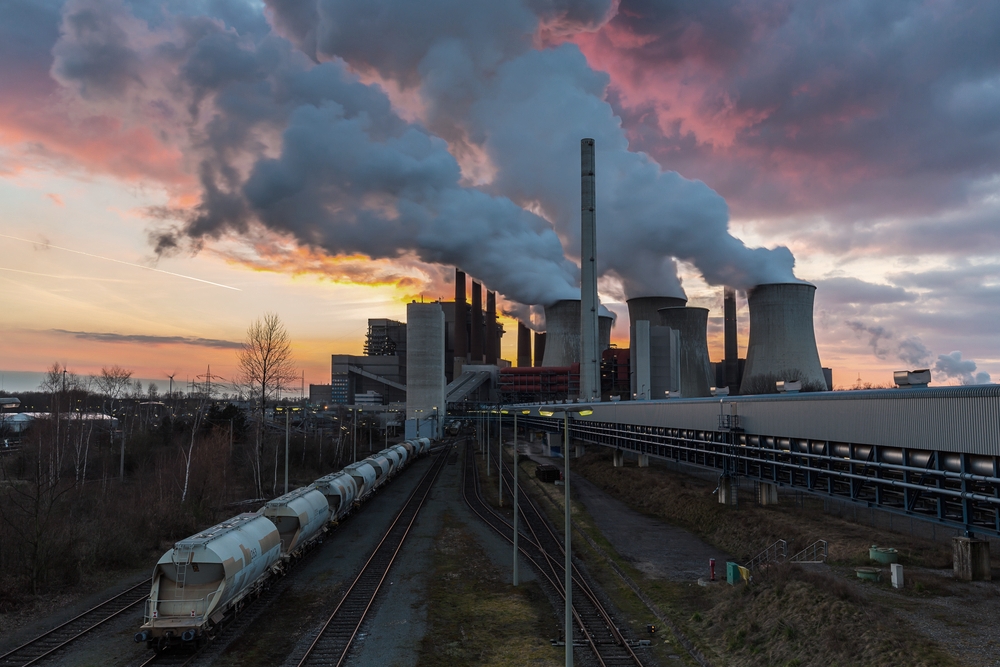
[519,449,963,667]
[417,509,561,667]
[0,390,356,630]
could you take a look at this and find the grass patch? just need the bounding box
[214,590,327,667]
[416,508,561,667]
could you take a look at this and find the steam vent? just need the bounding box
[740,282,827,393]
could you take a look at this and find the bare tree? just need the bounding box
[95,365,133,481]
[237,313,297,497]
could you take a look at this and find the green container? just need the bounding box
[856,567,882,582]
[726,562,741,585]
[869,546,898,564]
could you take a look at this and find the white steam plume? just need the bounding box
[267,0,800,298]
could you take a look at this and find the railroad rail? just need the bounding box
[294,445,451,667]
[462,440,647,667]
[0,581,148,667]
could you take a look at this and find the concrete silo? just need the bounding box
[627,296,686,395]
[739,282,827,394]
[541,299,581,367]
[406,302,445,438]
[658,307,713,398]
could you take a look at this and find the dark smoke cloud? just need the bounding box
[266,0,801,299]
[50,0,580,306]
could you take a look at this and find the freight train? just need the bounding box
[133,437,432,652]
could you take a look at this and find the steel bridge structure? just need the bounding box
[515,385,1000,538]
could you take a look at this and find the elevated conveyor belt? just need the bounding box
[446,370,492,403]
[517,385,1000,537]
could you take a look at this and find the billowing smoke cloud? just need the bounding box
[46,0,798,313]
[847,320,991,385]
[50,0,579,307]
[266,0,800,299]
[935,351,991,386]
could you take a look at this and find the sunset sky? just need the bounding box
[1,0,998,393]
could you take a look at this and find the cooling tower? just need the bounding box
[541,299,580,367]
[739,282,827,394]
[627,296,686,395]
[517,322,532,367]
[533,332,547,367]
[599,314,613,353]
[658,307,713,398]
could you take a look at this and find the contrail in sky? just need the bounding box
[0,233,240,291]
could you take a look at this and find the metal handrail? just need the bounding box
[746,539,786,571]
[790,539,828,563]
[144,590,216,623]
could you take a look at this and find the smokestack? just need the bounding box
[580,138,600,400]
[454,269,468,360]
[534,332,547,367]
[517,322,532,367]
[599,315,613,353]
[627,296,686,395]
[485,290,498,365]
[659,307,713,398]
[740,283,826,394]
[470,280,483,363]
[724,287,738,392]
[541,299,581,367]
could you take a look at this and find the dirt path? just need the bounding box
[527,447,729,583]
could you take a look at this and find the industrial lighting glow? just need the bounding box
[538,409,555,416]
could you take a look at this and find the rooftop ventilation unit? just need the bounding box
[894,369,931,388]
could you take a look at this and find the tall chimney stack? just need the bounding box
[517,322,532,367]
[533,332,547,367]
[454,269,468,356]
[470,280,483,363]
[580,138,601,400]
[724,287,738,392]
[485,290,498,365]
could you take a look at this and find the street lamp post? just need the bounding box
[486,407,491,477]
[352,408,358,463]
[539,404,593,667]
[497,408,503,506]
[505,408,530,585]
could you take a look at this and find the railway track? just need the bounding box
[293,445,451,667]
[462,440,647,667]
[0,581,149,667]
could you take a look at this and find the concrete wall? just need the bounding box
[406,302,445,436]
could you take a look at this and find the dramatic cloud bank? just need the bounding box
[574,1,1000,251]
[14,0,802,309]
